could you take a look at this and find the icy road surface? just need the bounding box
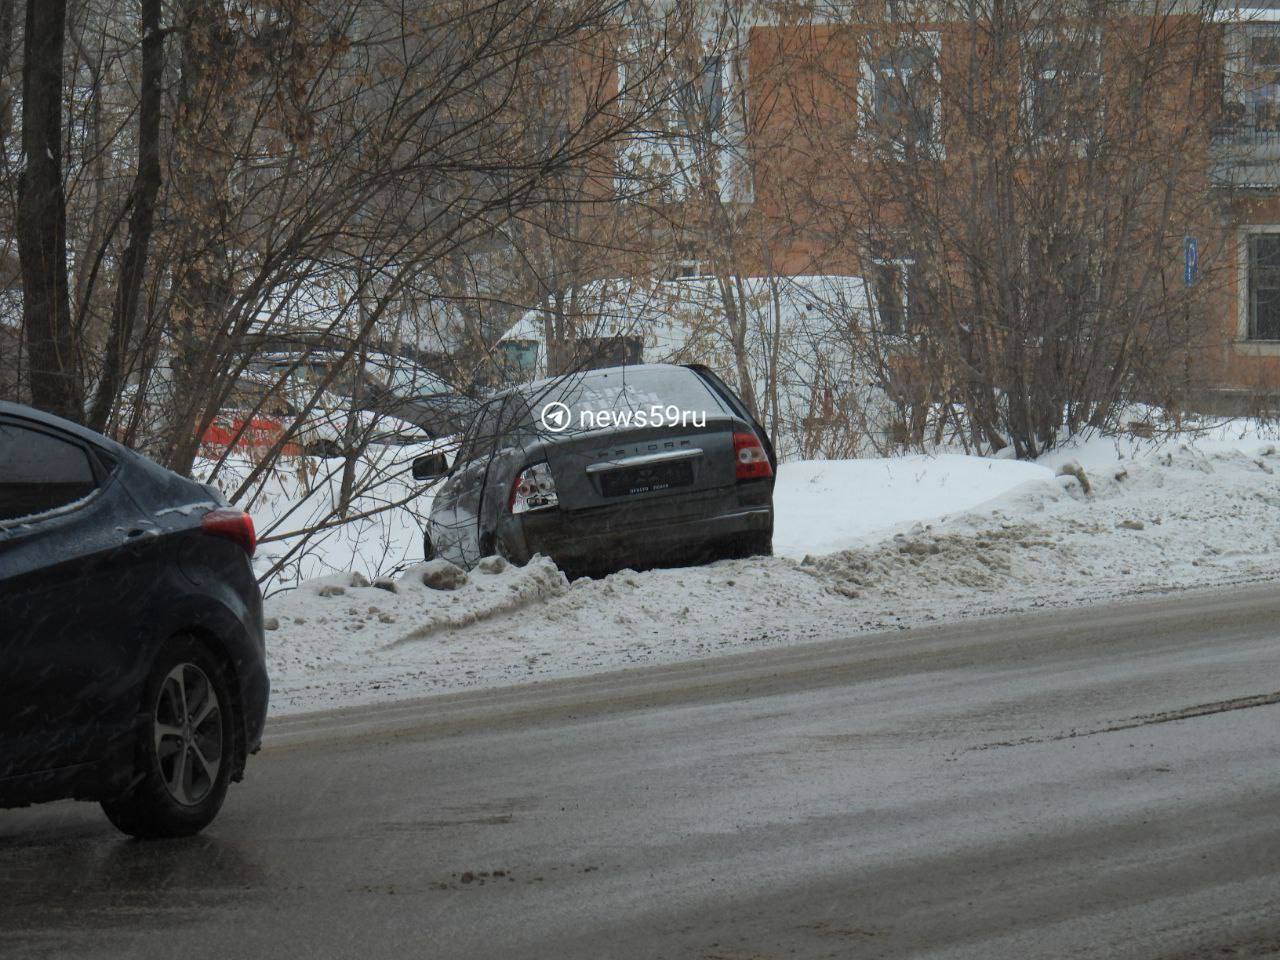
[2,584,1278,959]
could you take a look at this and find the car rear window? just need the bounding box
[523,367,729,433]
[0,423,97,522]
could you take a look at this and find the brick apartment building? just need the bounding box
[1206,5,1280,407]
[614,2,1280,413]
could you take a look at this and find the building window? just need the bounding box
[1222,24,1280,139]
[859,35,942,154]
[1245,33,1280,132]
[617,36,736,202]
[1024,29,1102,142]
[689,55,726,132]
[872,258,922,336]
[1248,233,1280,340]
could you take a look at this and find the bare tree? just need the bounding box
[17,0,81,421]
[87,0,161,431]
[769,0,1225,456]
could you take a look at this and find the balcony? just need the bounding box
[1211,102,1280,187]
[1212,123,1280,147]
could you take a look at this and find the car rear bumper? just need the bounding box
[499,481,773,572]
[240,654,269,757]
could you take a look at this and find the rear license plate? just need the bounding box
[599,459,694,498]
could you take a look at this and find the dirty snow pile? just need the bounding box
[805,441,1280,603]
[265,556,568,704]
[265,430,1280,714]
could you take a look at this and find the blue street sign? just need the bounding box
[1184,236,1198,287]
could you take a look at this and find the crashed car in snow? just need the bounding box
[412,363,775,577]
[0,402,268,838]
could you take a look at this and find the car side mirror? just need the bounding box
[412,452,449,480]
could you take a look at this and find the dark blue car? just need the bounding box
[0,402,269,838]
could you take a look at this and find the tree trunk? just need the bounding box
[18,0,81,421]
[88,0,163,433]
[766,271,783,450]
[716,272,758,418]
[338,297,370,518]
[161,0,236,474]
[0,0,17,146]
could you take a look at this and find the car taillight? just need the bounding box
[734,431,773,481]
[510,462,558,514]
[202,508,257,556]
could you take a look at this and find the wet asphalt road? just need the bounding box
[2,584,1279,960]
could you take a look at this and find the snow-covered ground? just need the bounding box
[194,441,440,595]
[260,422,1280,715]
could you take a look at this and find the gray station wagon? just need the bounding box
[412,363,775,577]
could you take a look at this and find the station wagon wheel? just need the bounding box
[154,663,223,807]
[101,636,237,839]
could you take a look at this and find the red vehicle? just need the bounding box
[201,413,293,454]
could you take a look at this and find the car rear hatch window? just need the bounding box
[524,366,731,435]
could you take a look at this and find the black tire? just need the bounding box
[721,530,773,560]
[101,636,237,839]
[747,531,774,558]
[493,534,521,565]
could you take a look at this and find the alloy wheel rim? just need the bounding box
[153,663,222,806]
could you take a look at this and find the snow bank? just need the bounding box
[266,556,568,708]
[773,454,1053,558]
[265,432,1280,715]
[802,438,1280,609]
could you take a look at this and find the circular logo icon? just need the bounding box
[539,401,572,433]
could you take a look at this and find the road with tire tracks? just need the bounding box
[2,583,1279,959]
